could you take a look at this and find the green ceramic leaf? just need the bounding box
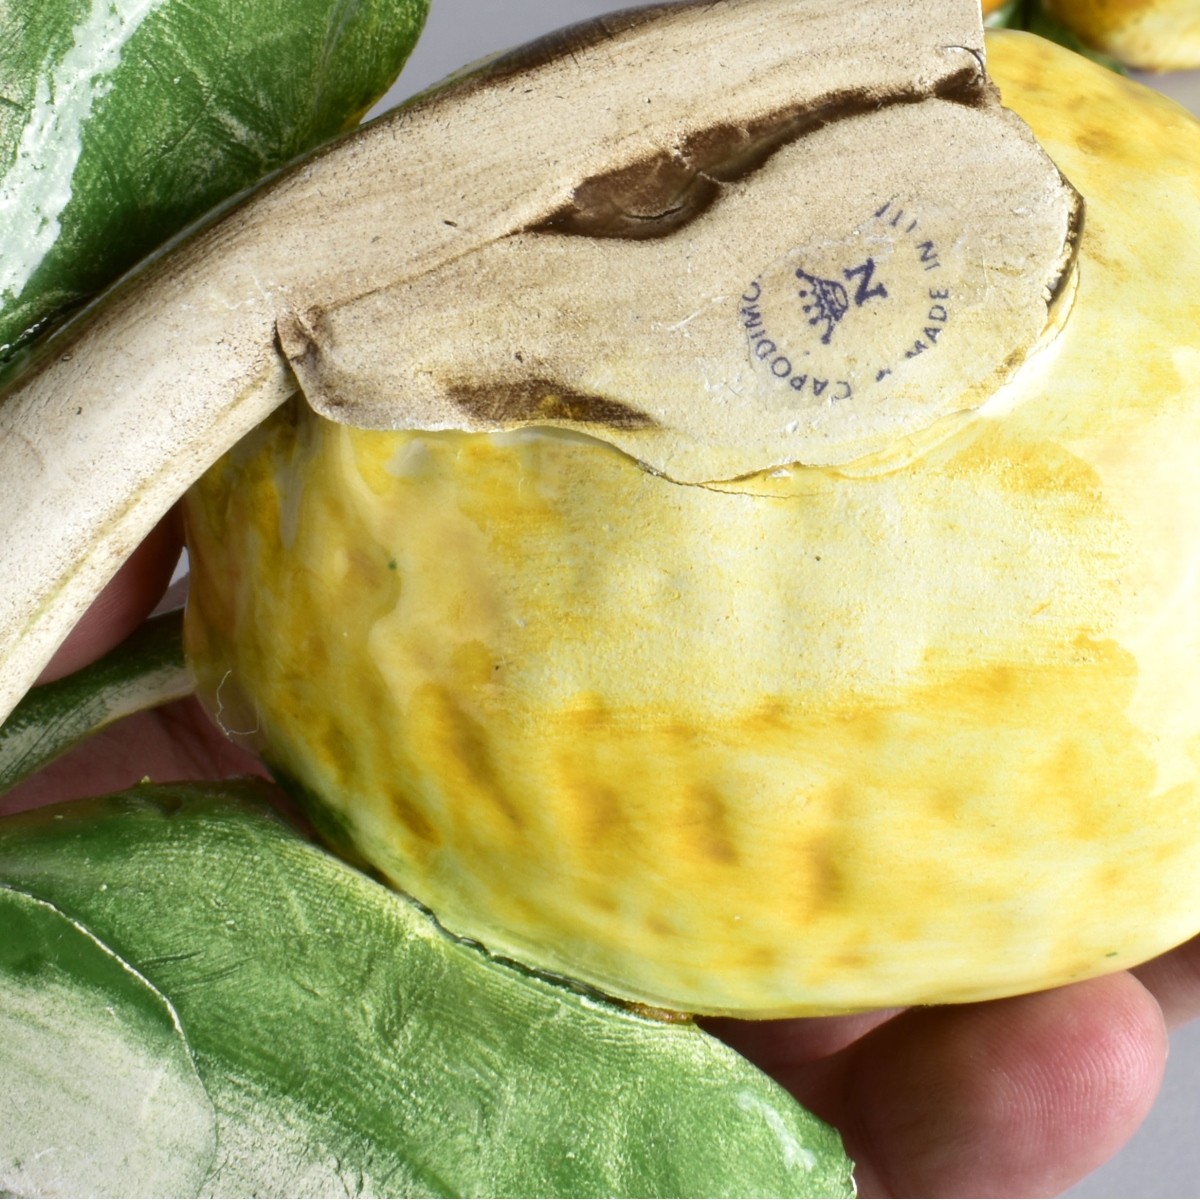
[0,886,218,1196]
[0,783,855,1198]
[0,608,190,795]
[0,0,429,368]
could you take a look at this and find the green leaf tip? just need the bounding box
[0,608,190,797]
[0,884,218,1196]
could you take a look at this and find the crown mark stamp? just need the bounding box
[739,198,953,409]
[796,258,890,345]
[795,270,848,344]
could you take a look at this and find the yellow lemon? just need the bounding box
[185,32,1200,1017]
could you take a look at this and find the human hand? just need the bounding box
[5,520,1198,1199]
[706,952,1200,1198]
[0,510,267,818]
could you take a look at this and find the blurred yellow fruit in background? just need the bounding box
[1045,0,1200,68]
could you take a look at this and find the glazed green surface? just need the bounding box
[0,784,854,1198]
[0,608,189,795]
[0,0,428,364]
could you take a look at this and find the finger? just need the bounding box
[36,509,183,684]
[1134,934,1200,1029]
[769,974,1166,1199]
[0,695,270,817]
[703,1008,901,1068]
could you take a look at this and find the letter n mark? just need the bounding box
[843,258,888,308]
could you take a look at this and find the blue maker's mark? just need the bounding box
[795,257,889,345]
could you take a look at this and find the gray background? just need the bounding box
[372,5,1200,1197]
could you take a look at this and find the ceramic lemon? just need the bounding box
[182,26,1200,1017]
[1044,0,1200,69]
[3,1,1198,1020]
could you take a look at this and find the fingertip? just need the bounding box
[1135,933,1200,1030]
[36,511,184,684]
[845,974,1166,1198]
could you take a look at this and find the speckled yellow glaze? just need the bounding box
[1045,0,1200,69]
[185,32,1200,1016]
